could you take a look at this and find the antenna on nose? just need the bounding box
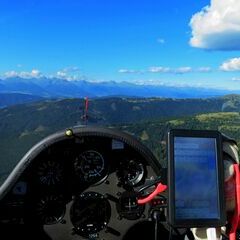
[82,97,89,125]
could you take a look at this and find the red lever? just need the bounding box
[229,164,240,240]
[137,183,167,205]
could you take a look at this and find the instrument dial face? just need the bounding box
[116,191,145,220]
[35,195,65,225]
[74,150,106,183]
[37,160,63,185]
[70,192,111,238]
[117,159,145,186]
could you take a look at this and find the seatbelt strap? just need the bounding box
[229,164,240,240]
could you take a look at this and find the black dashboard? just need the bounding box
[0,127,170,240]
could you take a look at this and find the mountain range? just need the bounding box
[0,77,238,102]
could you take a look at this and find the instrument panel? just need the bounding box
[0,128,163,240]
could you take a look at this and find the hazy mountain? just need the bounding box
[0,77,237,99]
[0,80,6,92]
[1,77,47,96]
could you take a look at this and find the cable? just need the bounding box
[168,226,173,240]
[186,229,195,240]
[167,223,185,240]
[155,220,158,240]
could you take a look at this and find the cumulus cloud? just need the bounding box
[174,67,192,74]
[31,69,41,77]
[118,69,143,74]
[149,66,192,74]
[62,66,80,72]
[2,66,85,81]
[132,79,165,86]
[119,66,211,74]
[55,66,83,80]
[4,71,18,78]
[189,0,240,50]
[57,66,80,76]
[56,71,67,78]
[197,67,212,72]
[148,66,170,73]
[220,57,240,71]
[4,69,42,78]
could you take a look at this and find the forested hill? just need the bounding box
[118,112,240,167]
[1,94,240,128]
[1,95,240,182]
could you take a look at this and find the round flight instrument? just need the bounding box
[117,159,145,187]
[37,159,63,185]
[117,191,145,220]
[74,150,107,183]
[70,192,111,238]
[35,195,66,225]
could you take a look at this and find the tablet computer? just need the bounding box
[168,129,226,227]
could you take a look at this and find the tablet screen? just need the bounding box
[168,130,225,227]
[174,136,219,220]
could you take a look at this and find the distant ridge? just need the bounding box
[0,77,238,101]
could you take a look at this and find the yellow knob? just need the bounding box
[65,129,73,136]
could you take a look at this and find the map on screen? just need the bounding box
[174,137,219,220]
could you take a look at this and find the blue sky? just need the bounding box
[1,0,240,90]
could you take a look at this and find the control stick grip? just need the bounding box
[137,183,167,205]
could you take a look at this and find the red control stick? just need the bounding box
[137,183,167,205]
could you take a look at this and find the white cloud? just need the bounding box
[56,71,67,78]
[62,66,80,73]
[132,79,208,88]
[118,69,143,74]
[197,67,212,72]
[149,66,210,74]
[133,79,165,86]
[4,69,42,78]
[119,66,211,74]
[148,66,191,74]
[232,77,240,81]
[189,0,240,50]
[174,67,192,74]
[220,58,240,71]
[2,66,85,81]
[31,69,41,77]
[56,72,82,81]
[4,70,19,78]
[148,66,170,73]
[157,38,165,44]
[56,66,80,76]
[55,66,83,80]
